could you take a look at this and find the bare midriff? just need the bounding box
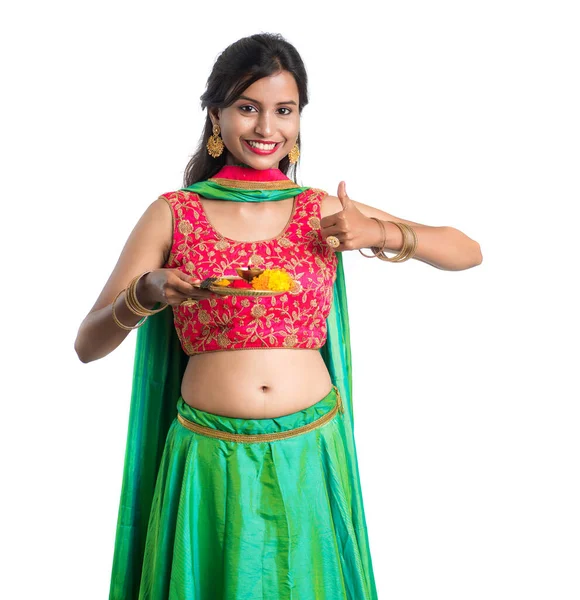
[181,349,334,419]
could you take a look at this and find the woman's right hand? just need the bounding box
[137,269,219,307]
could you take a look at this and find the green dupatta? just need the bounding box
[108,166,354,599]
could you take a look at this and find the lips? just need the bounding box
[242,139,281,155]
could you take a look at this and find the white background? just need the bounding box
[1,1,579,598]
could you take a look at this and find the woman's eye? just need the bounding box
[239,105,257,113]
[278,107,292,115]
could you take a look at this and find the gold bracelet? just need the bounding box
[398,223,418,261]
[374,222,409,261]
[393,223,418,261]
[373,221,418,262]
[111,290,148,330]
[358,217,386,258]
[124,272,168,317]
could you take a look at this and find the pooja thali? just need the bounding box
[180,268,292,305]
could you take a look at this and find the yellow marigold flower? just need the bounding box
[214,278,231,287]
[251,268,293,291]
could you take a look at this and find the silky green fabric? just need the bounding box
[180,180,310,202]
[108,185,378,597]
[139,386,375,599]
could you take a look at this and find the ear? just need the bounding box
[208,108,220,127]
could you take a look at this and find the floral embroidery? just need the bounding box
[249,254,264,266]
[308,216,321,230]
[251,304,266,318]
[161,187,337,355]
[178,220,193,235]
[198,310,211,325]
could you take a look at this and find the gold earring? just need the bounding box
[288,143,300,164]
[207,123,225,158]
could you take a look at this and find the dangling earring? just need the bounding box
[288,143,300,164]
[207,123,225,158]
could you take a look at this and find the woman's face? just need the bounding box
[210,70,300,170]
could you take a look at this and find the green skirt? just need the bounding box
[138,385,378,600]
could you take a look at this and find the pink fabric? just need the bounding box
[161,188,337,355]
[210,164,292,181]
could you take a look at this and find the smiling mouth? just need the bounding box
[244,140,282,150]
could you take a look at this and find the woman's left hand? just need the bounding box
[319,182,378,251]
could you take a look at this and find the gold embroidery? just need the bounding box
[249,254,264,266]
[198,310,211,325]
[178,220,193,235]
[164,187,337,355]
[289,280,302,295]
[251,304,266,318]
[283,334,298,347]
[188,345,325,356]
[308,216,321,230]
[208,178,301,190]
[176,394,340,443]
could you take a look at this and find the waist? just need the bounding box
[176,384,344,443]
[181,348,333,418]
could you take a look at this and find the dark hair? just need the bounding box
[183,33,309,187]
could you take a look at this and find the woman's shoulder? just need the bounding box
[301,187,339,220]
[157,189,200,208]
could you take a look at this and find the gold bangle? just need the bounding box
[358,217,386,258]
[371,220,404,260]
[398,223,418,260]
[374,222,408,261]
[111,290,148,330]
[373,218,388,252]
[125,275,153,317]
[370,219,407,260]
[125,272,168,317]
[392,223,417,261]
[374,221,417,262]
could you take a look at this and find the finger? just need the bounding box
[320,223,343,238]
[320,213,340,229]
[172,279,201,297]
[337,181,352,210]
[174,270,200,284]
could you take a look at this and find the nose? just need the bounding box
[254,111,273,138]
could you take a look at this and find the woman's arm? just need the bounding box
[74,198,173,363]
[321,192,482,271]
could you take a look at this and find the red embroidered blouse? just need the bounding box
[161,188,337,355]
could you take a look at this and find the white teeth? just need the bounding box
[247,141,277,150]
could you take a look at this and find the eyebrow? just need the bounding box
[237,95,297,106]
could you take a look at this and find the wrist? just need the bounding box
[382,221,404,251]
[135,272,158,310]
[363,217,384,249]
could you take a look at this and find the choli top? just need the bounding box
[161,188,337,355]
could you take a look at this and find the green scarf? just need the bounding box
[108,166,354,599]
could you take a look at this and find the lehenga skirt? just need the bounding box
[137,384,378,600]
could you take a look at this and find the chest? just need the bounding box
[198,196,297,243]
[166,188,336,290]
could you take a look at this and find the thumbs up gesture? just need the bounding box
[319,182,376,252]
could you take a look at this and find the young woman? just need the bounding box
[75,32,482,600]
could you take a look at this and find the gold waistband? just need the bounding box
[176,385,344,444]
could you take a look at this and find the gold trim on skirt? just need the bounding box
[177,385,344,443]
